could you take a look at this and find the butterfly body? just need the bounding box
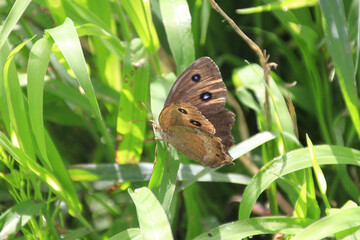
[156,57,235,168]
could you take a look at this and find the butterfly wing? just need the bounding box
[159,102,215,135]
[162,125,233,168]
[158,103,233,167]
[164,57,235,147]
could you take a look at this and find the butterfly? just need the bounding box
[154,57,235,168]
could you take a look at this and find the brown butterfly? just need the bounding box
[154,57,235,168]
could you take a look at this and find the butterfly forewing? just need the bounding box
[163,57,235,147]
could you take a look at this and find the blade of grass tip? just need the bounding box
[129,187,173,240]
[0,0,31,49]
[4,38,36,160]
[306,134,331,209]
[27,37,52,168]
[45,18,100,119]
[46,18,114,160]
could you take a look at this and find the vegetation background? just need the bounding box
[0,0,359,239]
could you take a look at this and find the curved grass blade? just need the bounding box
[292,207,360,240]
[121,0,159,54]
[0,0,31,49]
[69,162,250,185]
[76,23,125,59]
[319,0,360,140]
[129,187,173,240]
[194,216,313,240]
[27,37,52,167]
[239,145,360,219]
[45,18,114,160]
[109,228,142,240]
[0,200,45,239]
[3,38,36,160]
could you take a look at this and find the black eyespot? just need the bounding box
[178,108,187,114]
[190,120,201,126]
[191,74,201,82]
[200,92,212,101]
[216,154,220,157]
[208,232,213,237]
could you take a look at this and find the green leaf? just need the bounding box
[129,187,173,240]
[116,39,149,163]
[194,216,313,239]
[45,18,114,160]
[0,0,31,49]
[68,162,250,185]
[109,228,142,240]
[121,0,159,54]
[159,0,195,73]
[0,200,45,239]
[239,145,360,219]
[306,134,330,209]
[319,0,360,139]
[292,207,360,240]
[27,37,52,168]
[3,38,36,160]
[76,23,125,59]
[236,0,318,14]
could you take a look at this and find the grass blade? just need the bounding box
[319,0,360,139]
[0,200,45,239]
[239,145,360,219]
[194,216,313,239]
[0,0,31,49]
[292,207,360,240]
[159,0,195,73]
[129,187,173,240]
[46,18,114,160]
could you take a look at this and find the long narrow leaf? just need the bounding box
[129,187,173,240]
[239,145,360,219]
[319,0,360,139]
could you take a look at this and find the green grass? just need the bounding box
[0,0,360,239]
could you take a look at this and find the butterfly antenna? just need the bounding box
[141,102,154,119]
[129,102,155,123]
[129,119,155,123]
